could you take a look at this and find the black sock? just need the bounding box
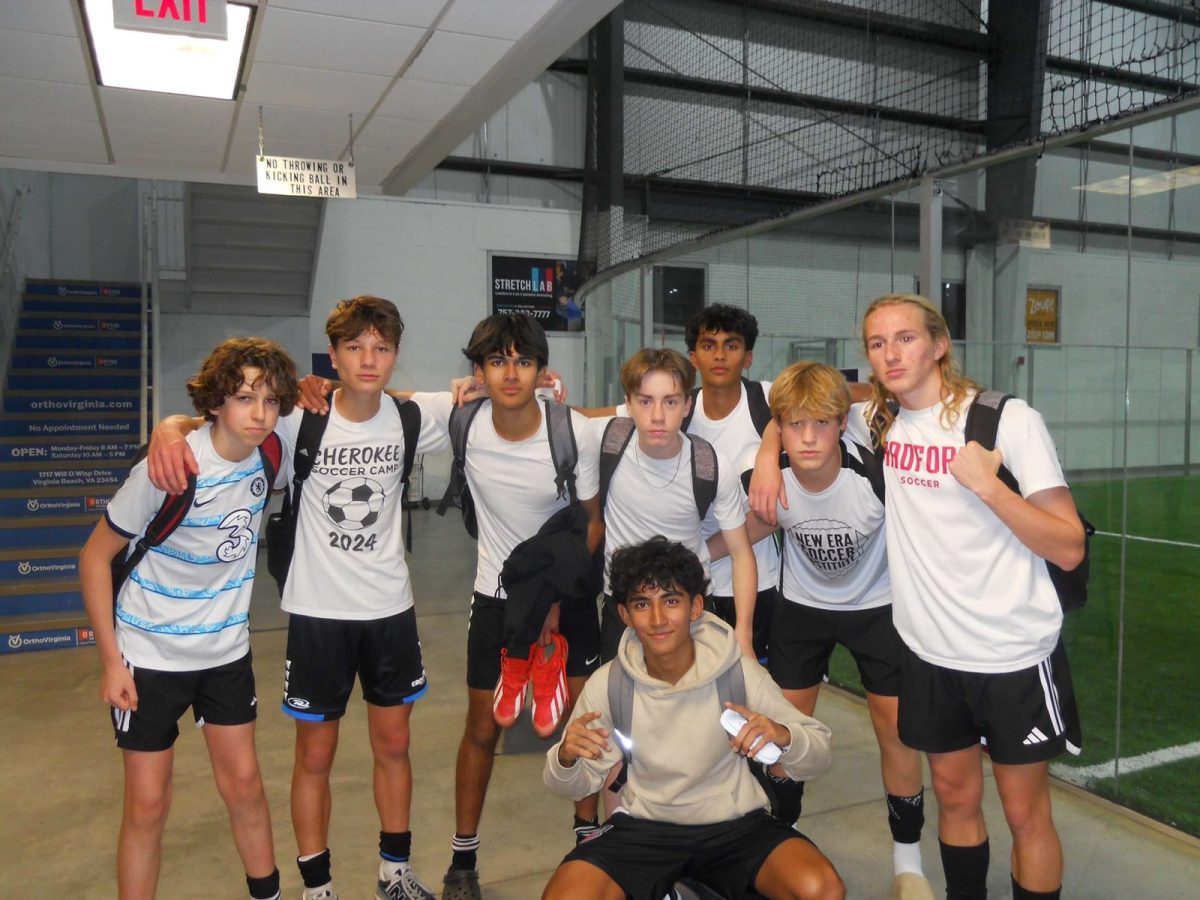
[380,830,412,865]
[450,832,480,871]
[940,839,989,900]
[1012,876,1060,900]
[297,849,331,890]
[246,868,280,900]
[887,789,926,843]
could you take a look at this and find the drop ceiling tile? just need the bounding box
[404,31,513,85]
[375,78,470,120]
[256,8,424,77]
[440,0,556,40]
[230,116,350,162]
[245,62,392,112]
[270,0,448,28]
[0,30,89,84]
[246,105,365,147]
[0,144,111,166]
[0,76,98,122]
[0,112,107,153]
[108,124,229,167]
[347,145,412,185]
[0,5,80,36]
[99,87,234,132]
[355,116,432,153]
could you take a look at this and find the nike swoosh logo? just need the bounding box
[193,495,218,508]
[585,655,600,666]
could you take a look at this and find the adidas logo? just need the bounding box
[298,448,310,457]
[1023,727,1050,745]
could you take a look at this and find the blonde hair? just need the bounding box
[620,347,695,398]
[861,293,978,447]
[769,361,851,422]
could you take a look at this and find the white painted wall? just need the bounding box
[307,195,582,493]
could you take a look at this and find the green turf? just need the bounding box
[825,475,1200,837]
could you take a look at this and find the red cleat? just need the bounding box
[530,633,569,738]
[493,649,532,728]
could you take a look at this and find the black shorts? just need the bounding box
[768,600,904,695]
[282,609,427,721]
[563,810,809,900]
[111,651,257,752]
[898,639,1083,765]
[467,592,600,690]
[709,588,777,662]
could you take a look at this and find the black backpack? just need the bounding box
[597,417,718,519]
[265,397,421,591]
[112,434,283,594]
[963,391,1095,613]
[436,398,579,538]
[682,377,772,436]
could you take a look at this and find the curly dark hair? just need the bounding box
[186,337,299,422]
[462,313,549,369]
[326,295,404,347]
[610,536,708,605]
[685,304,759,351]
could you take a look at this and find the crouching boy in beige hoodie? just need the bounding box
[542,536,844,900]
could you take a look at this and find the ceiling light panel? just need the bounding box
[82,0,251,100]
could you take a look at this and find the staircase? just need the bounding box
[0,280,144,652]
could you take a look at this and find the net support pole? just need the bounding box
[919,176,942,307]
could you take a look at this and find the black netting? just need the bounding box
[578,0,1200,276]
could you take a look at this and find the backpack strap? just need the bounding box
[393,396,421,552]
[606,659,636,792]
[715,658,747,709]
[963,391,1020,493]
[688,434,719,520]
[544,400,579,503]
[743,378,772,436]
[841,440,885,505]
[598,417,637,509]
[436,398,485,519]
[112,470,197,592]
[680,387,702,432]
[258,432,282,490]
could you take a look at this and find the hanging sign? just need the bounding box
[1025,287,1060,344]
[256,156,357,199]
[112,0,228,40]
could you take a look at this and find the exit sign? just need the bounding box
[112,0,228,40]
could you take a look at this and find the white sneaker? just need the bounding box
[375,864,436,900]
[302,887,338,900]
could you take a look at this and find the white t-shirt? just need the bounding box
[598,422,748,594]
[871,395,1068,672]
[776,440,890,611]
[107,425,276,671]
[277,394,448,620]
[683,382,780,595]
[414,393,599,597]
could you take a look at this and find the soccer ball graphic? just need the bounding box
[322,477,386,530]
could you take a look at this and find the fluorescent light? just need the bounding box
[82,0,251,100]
[1073,165,1200,197]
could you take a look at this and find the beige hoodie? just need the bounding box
[544,613,832,825]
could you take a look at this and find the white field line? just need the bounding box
[1094,531,1200,550]
[1052,740,1200,785]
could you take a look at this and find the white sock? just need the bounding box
[893,840,924,876]
[379,859,408,881]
